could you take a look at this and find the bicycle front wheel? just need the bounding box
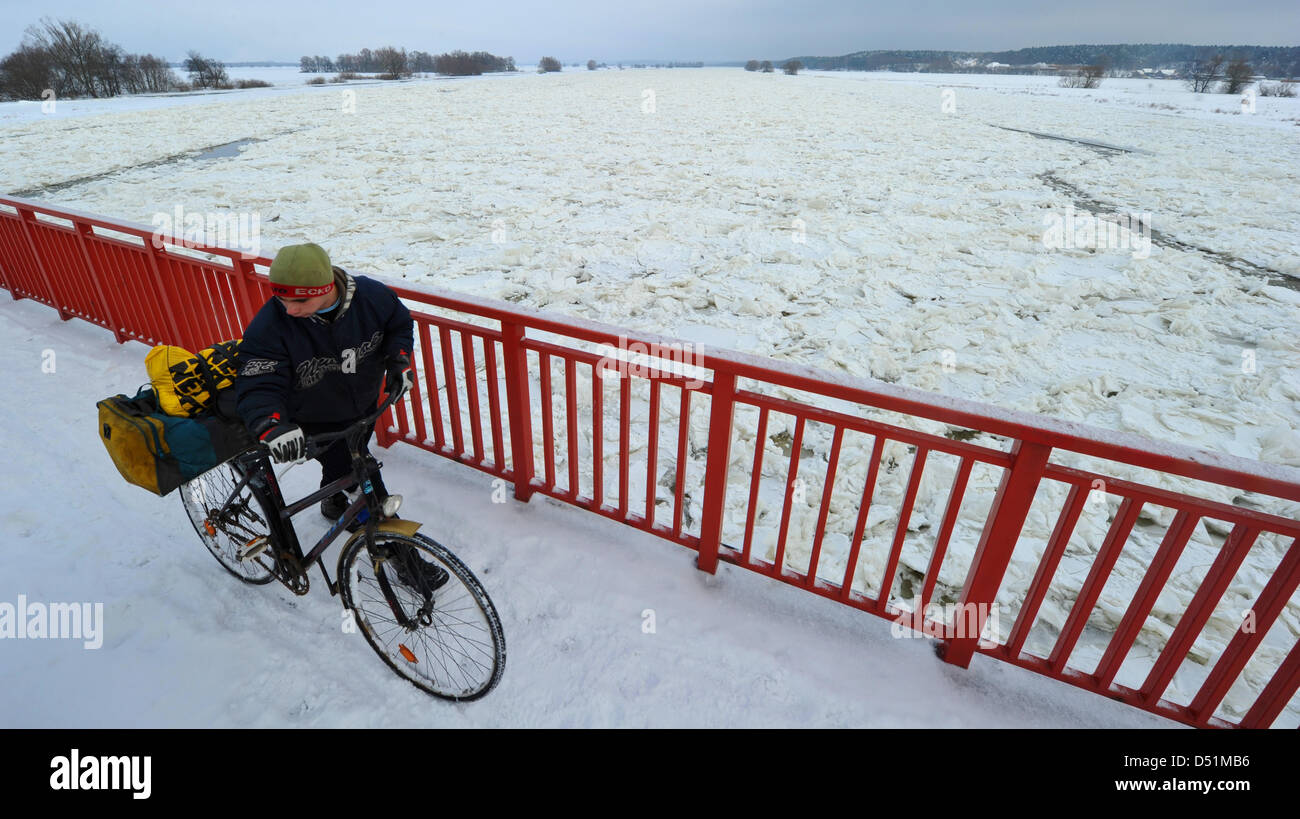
[179,461,277,585]
[339,532,505,701]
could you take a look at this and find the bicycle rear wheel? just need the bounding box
[179,461,277,585]
[338,532,505,701]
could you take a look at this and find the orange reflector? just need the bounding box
[204,521,216,537]
[398,644,418,664]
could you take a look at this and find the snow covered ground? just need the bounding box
[1,67,1297,726]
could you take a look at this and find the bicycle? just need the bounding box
[176,390,505,701]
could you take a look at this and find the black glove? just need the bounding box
[253,414,306,464]
[385,352,414,400]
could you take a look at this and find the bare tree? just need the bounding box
[760,60,773,73]
[0,43,55,99]
[410,51,434,72]
[1257,80,1297,97]
[185,51,229,89]
[744,59,760,72]
[1059,63,1104,89]
[782,60,803,75]
[95,43,126,96]
[587,59,597,70]
[1222,58,1253,95]
[538,56,561,73]
[1187,53,1224,93]
[374,46,410,79]
[138,54,178,92]
[25,18,110,97]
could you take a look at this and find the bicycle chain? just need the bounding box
[273,550,310,596]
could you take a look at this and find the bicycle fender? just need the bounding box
[342,518,423,552]
[375,518,422,537]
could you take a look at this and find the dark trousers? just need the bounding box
[300,419,390,500]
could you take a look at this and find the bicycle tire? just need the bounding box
[338,532,505,701]
[179,461,278,585]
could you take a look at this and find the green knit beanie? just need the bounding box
[268,243,334,298]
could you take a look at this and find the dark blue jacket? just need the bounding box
[235,269,414,428]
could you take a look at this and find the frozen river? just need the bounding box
[2,67,1297,724]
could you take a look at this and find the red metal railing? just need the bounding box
[3,193,1298,728]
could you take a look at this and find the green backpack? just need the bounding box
[97,386,254,497]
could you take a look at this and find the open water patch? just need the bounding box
[9,137,266,198]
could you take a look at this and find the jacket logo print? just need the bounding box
[296,356,341,389]
[356,331,384,363]
[292,332,387,388]
[240,358,278,377]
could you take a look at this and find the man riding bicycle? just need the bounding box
[235,242,444,589]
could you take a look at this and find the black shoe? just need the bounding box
[383,543,449,592]
[321,491,349,521]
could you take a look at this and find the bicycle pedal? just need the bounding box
[239,535,270,560]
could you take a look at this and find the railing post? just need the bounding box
[71,221,125,343]
[375,403,397,447]
[0,215,15,297]
[16,207,70,320]
[939,439,1052,669]
[696,370,737,574]
[1240,639,1300,729]
[140,233,189,349]
[500,321,535,502]
[230,257,261,327]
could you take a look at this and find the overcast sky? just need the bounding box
[1,0,1296,63]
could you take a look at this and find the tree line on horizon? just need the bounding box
[1,18,176,100]
[744,59,802,74]
[300,48,516,76]
[0,17,527,100]
[784,43,1300,78]
[0,18,277,100]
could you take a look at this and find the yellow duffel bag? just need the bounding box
[145,340,241,417]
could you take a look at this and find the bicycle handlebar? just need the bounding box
[241,387,404,466]
[301,387,405,458]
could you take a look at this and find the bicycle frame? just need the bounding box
[216,392,407,597]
